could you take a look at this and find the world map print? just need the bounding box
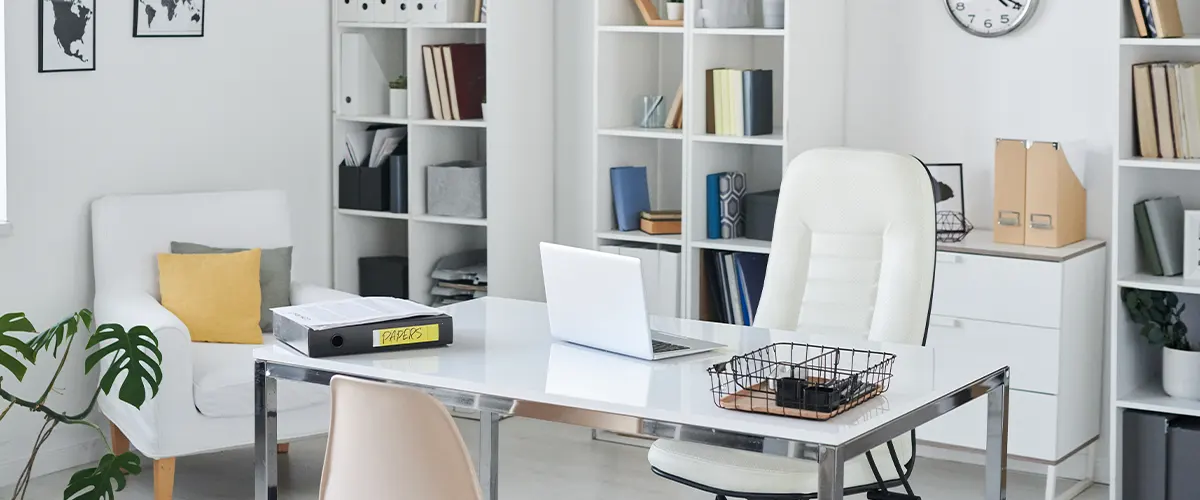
[135,0,204,37]
[40,0,94,72]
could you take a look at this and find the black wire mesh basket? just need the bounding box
[708,343,897,421]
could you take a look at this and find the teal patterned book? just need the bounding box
[718,172,747,239]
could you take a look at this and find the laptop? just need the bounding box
[539,242,725,360]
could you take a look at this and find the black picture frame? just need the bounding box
[926,163,966,217]
[39,0,97,73]
[132,0,205,38]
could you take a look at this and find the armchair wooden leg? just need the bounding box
[277,443,290,454]
[154,458,175,500]
[110,424,129,455]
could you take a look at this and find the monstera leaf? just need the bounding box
[0,312,37,381]
[85,325,163,408]
[63,452,141,500]
[27,309,93,361]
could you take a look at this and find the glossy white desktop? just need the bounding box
[253,298,1010,500]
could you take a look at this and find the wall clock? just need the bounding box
[945,0,1039,37]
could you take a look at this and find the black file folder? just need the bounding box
[274,312,453,358]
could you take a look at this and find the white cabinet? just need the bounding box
[922,230,1106,500]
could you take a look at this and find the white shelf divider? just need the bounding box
[338,22,487,30]
[1120,36,1200,46]
[597,126,684,140]
[338,208,410,220]
[337,114,409,125]
[595,230,682,246]
[1118,157,1200,171]
[1117,385,1200,418]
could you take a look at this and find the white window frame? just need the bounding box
[0,0,9,237]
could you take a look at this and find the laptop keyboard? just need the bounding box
[652,339,689,354]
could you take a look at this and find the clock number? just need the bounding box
[1001,14,1010,24]
[967,14,975,23]
[956,2,965,11]
[984,19,993,28]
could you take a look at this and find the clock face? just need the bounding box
[946,0,1039,37]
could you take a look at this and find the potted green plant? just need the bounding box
[666,0,684,21]
[1122,289,1200,399]
[1,310,161,499]
[389,75,408,118]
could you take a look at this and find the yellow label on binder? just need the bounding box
[373,324,439,348]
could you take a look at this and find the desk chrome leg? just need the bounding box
[254,361,279,500]
[985,371,1010,500]
[478,410,500,500]
[817,445,844,500]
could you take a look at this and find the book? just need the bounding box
[432,46,454,120]
[1134,63,1159,158]
[730,69,745,136]
[640,218,681,234]
[705,69,716,134]
[1141,0,1159,38]
[734,253,768,325]
[706,173,721,239]
[714,69,728,135]
[1129,0,1149,37]
[722,252,744,325]
[665,81,684,130]
[1152,64,1176,159]
[443,43,486,120]
[718,172,747,239]
[422,46,444,120]
[640,210,681,221]
[1169,64,1186,158]
[610,166,651,231]
[1149,0,1184,38]
[1145,196,1185,276]
[705,251,730,323]
[743,70,773,136]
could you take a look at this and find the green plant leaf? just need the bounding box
[27,309,92,360]
[0,312,37,381]
[63,452,141,500]
[85,325,162,409]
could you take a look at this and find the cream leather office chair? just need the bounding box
[320,376,483,500]
[647,148,937,499]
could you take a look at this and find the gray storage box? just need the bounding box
[427,161,486,218]
[745,189,779,241]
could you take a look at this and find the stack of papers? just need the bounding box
[343,127,408,167]
[272,297,443,331]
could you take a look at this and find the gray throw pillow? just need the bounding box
[170,242,293,331]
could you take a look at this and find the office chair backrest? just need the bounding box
[755,148,935,346]
[319,376,483,500]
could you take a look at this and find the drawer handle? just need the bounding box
[1029,213,1053,230]
[997,210,1021,227]
[929,317,961,329]
[936,254,962,264]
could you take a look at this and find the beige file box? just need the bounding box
[1024,141,1086,248]
[994,139,1028,245]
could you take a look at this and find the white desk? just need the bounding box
[253,297,1010,500]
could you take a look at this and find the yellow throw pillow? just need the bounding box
[158,248,264,344]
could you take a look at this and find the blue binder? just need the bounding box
[610,166,650,231]
[706,173,721,239]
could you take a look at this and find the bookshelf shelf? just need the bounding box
[595,230,682,246]
[1119,36,1200,46]
[332,1,552,305]
[590,0,844,320]
[1118,157,1200,171]
[1117,386,1200,418]
[1116,274,1200,295]
[598,126,683,140]
[337,209,410,220]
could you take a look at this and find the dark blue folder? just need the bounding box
[610,166,650,231]
[735,253,769,324]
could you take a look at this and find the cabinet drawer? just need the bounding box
[919,391,1058,461]
[926,316,1060,394]
[932,252,1062,329]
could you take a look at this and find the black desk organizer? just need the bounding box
[708,342,896,421]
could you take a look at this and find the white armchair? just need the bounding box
[90,190,354,500]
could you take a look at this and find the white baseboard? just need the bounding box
[0,437,106,488]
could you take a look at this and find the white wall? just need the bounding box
[0,0,331,485]
[844,0,1114,482]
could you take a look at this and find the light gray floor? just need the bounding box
[3,417,1107,500]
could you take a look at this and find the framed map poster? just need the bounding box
[134,0,204,38]
[39,0,96,73]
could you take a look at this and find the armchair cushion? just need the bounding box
[171,242,294,331]
[158,249,263,344]
[192,334,327,418]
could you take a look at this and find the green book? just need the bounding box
[1135,201,1165,276]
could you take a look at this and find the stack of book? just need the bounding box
[1133,62,1200,159]
[422,43,486,121]
[430,250,487,307]
[701,251,768,326]
[705,69,773,136]
[1128,0,1183,39]
[640,210,681,235]
[1134,196,1184,277]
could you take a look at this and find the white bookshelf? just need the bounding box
[330,1,554,305]
[589,0,845,319]
[1111,2,1200,497]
